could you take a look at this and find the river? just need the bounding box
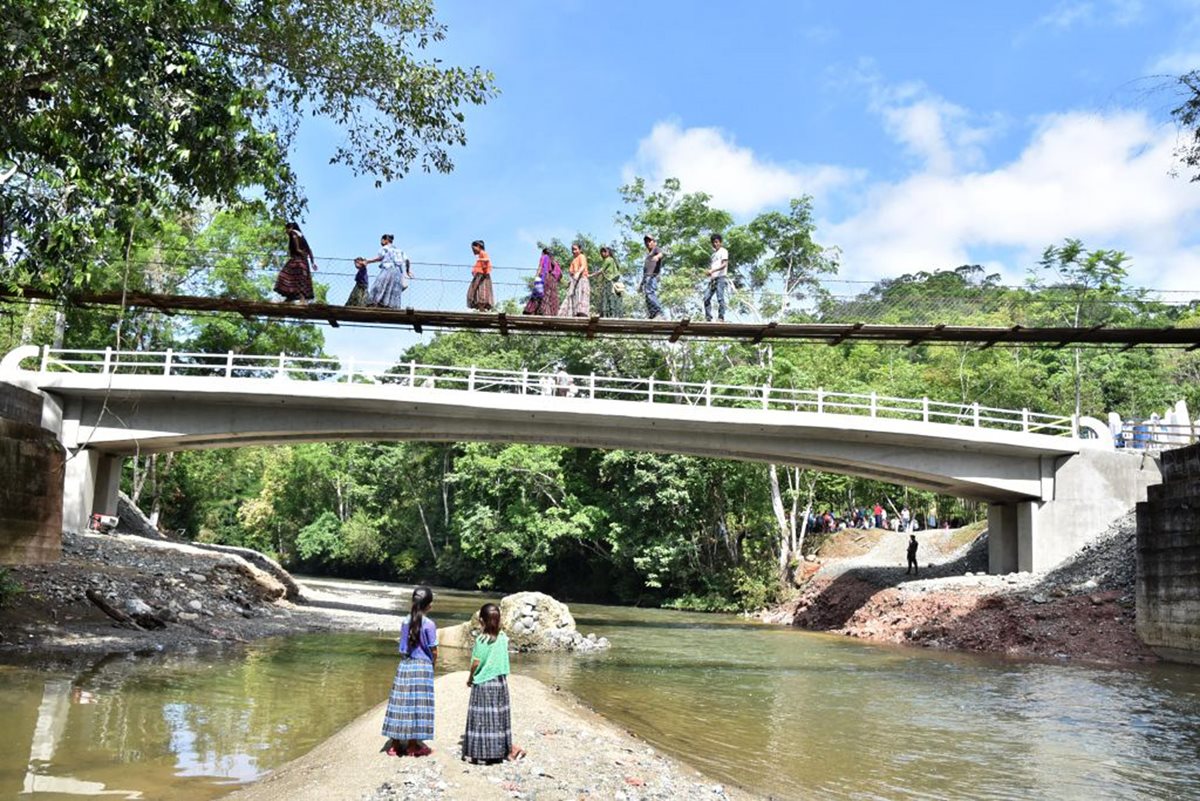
[3,581,1200,800]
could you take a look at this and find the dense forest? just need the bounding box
[4,178,1199,611]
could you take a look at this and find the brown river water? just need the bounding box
[3,582,1200,800]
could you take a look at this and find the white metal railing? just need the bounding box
[18,346,1079,436]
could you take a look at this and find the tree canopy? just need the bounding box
[0,0,495,288]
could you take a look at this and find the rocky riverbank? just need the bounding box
[0,530,402,656]
[762,513,1156,663]
[222,671,759,801]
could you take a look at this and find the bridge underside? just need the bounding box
[28,379,1161,574]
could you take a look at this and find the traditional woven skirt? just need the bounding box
[558,273,590,317]
[381,657,435,742]
[537,273,560,316]
[369,265,405,309]
[462,675,512,762]
[467,273,494,310]
[274,257,314,300]
[345,283,369,306]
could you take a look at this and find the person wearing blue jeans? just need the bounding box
[704,233,729,322]
[641,234,665,319]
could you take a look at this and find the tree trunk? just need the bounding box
[769,463,791,578]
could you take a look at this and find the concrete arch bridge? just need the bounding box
[1,345,1162,574]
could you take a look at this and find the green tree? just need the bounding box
[0,0,496,290]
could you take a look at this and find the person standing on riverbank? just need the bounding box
[467,240,494,311]
[382,586,438,757]
[463,603,526,764]
[906,535,919,575]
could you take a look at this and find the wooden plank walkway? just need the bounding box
[5,288,1200,348]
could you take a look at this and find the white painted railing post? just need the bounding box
[468,366,476,392]
[102,347,112,375]
[762,384,770,410]
[870,392,878,417]
[648,377,655,403]
[1071,414,1080,438]
[1021,408,1030,432]
[346,357,356,384]
[277,352,286,379]
[704,382,712,407]
[225,351,234,378]
[973,402,981,427]
[817,388,825,414]
[39,345,49,373]
[409,360,416,386]
[922,397,930,423]
[163,348,174,377]
[521,368,528,395]
[589,373,596,400]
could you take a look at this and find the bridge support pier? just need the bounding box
[987,450,1161,574]
[62,450,121,534]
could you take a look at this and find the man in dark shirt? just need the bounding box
[906,534,919,575]
[641,234,665,320]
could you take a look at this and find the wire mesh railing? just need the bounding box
[21,346,1080,437]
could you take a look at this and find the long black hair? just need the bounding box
[407,586,433,653]
[479,603,501,642]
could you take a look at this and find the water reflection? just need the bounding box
[2,595,1200,801]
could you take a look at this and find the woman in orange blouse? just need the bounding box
[467,239,494,311]
[557,242,590,317]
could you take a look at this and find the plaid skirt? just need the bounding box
[274,257,314,300]
[345,283,369,306]
[467,273,494,310]
[381,658,435,741]
[462,675,512,761]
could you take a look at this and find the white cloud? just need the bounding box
[1034,0,1144,30]
[867,81,999,174]
[1150,50,1200,74]
[624,122,858,217]
[827,110,1200,288]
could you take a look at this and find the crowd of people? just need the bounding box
[809,502,949,534]
[381,587,526,763]
[272,224,731,321]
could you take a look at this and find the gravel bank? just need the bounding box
[763,513,1156,663]
[221,671,760,801]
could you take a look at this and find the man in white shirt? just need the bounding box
[704,233,729,322]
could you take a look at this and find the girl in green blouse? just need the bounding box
[593,245,624,318]
[462,603,525,763]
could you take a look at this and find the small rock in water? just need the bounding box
[187,600,203,611]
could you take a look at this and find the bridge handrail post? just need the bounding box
[1071,413,1080,438]
[346,357,356,384]
[225,351,234,378]
[103,347,112,375]
[817,388,825,415]
[762,384,770,410]
[521,368,528,395]
[164,348,174,377]
[1021,408,1030,432]
[922,396,929,423]
[704,382,712,407]
[277,352,286,380]
[648,377,655,403]
[870,391,877,418]
[40,345,50,373]
[973,402,981,427]
[409,360,416,387]
[468,366,476,392]
[589,373,596,400]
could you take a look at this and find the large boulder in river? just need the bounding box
[442,591,610,653]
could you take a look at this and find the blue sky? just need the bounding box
[287,1,1200,363]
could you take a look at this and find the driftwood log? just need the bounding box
[85,589,167,630]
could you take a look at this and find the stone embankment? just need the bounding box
[762,514,1156,663]
[221,672,756,801]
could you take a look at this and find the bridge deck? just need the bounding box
[5,288,1200,348]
